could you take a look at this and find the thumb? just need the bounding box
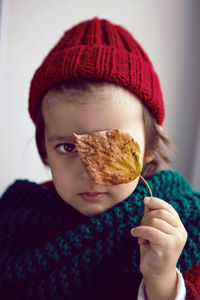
[144,197,152,214]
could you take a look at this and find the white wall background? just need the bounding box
[0,0,200,194]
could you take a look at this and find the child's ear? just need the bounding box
[43,149,49,166]
[44,156,49,165]
[144,153,154,163]
[42,141,49,165]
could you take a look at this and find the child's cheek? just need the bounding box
[108,177,140,203]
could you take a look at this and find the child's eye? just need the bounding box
[57,143,77,154]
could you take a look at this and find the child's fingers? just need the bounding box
[131,226,167,245]
[136,218,176,235]
[144,203,150,214]
[141,209,180,228]
[138,237,149,245]
[144,197,180,219]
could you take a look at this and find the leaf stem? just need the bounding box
[139,175,153,199]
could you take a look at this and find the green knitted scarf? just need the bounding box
[0,170,199,300]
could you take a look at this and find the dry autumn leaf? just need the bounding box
[73,129,152,197]
[73,129,141,185]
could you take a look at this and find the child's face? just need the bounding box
[42,84,146,217]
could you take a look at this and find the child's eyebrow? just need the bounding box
[48,136,75,143]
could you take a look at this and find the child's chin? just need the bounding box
[80,207,108,218]
[82,211,102,218]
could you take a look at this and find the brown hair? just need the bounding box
[141,105,172,177]
[35,77,173,178]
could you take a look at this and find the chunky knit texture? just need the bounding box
[0,170,199,299]
[28,17,164,125]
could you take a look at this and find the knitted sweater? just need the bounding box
[0,170,199,299]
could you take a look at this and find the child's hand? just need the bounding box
[130,197,187,278]
[130,197,188,299]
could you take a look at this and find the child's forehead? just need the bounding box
[42,82,143,115]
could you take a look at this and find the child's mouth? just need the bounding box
[79,193,106,201]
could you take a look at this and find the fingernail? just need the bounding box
[130,228,135,235]
[144,197,150,203]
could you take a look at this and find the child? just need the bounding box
[0,17,199,299]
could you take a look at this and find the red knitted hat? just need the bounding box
[28,17,165,125]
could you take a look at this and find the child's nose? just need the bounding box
[77,157,92,180]
[77,156,105,189]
